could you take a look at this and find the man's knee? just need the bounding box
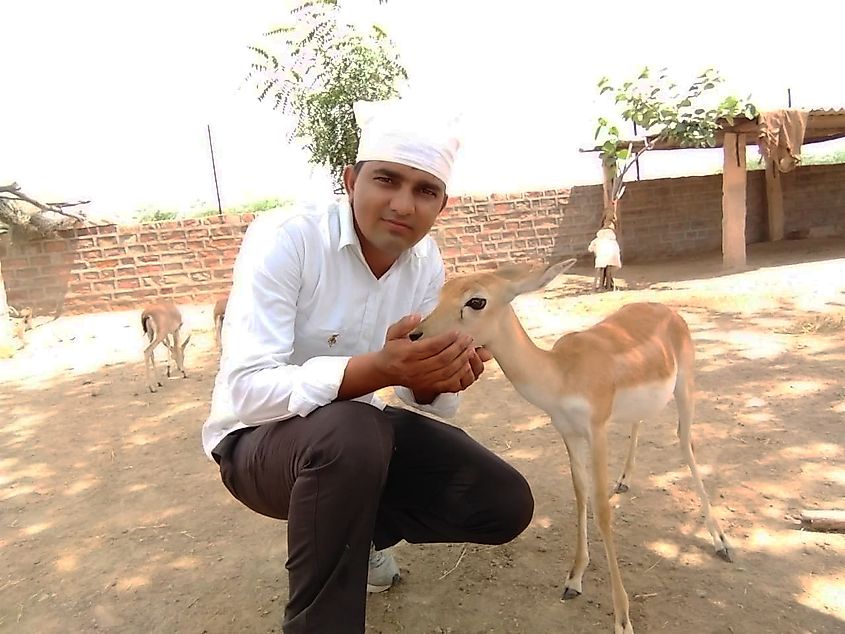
[306,401,395,481]
[489,469,534,544]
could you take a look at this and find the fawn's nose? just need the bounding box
[408,331,423,342]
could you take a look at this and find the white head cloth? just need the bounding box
[353,99,461,188]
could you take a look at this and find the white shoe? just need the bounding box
[367,544,400,593]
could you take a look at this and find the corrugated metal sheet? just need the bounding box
[809,108,845,116]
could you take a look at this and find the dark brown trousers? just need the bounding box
[213,401,534,634]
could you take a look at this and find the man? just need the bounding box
[201,99,534,633]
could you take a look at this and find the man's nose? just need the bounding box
[392,187,414,215]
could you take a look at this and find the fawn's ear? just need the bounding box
[505,258,577,299]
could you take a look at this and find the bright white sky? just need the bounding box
[2,0,845,220]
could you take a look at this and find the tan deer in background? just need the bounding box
[141,302,191,392]
[409,258,732,634]
[9,306,33,341]
[212,295,228,352]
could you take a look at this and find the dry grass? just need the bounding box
[778,312,845,335]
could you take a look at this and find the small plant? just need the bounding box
[233,197,294,214]
[135,207,179,223]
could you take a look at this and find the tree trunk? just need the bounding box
[600,161,618,230]
[0,260,15,356]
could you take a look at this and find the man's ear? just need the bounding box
[342,165,357,197]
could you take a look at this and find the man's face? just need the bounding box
[343,160,447,259]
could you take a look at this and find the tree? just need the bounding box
[593,67,757,230]
[248,0,407,187]
[0,182,88,356]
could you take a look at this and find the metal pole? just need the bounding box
[632,121,641,180]
[787,88,792,107]
[207,124,223,216]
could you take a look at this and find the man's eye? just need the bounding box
[375,176,393,184]
[465,297,487,310]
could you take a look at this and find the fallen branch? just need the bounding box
[0,182,89,222]
[799,509,845,532]
[438,543,468,580]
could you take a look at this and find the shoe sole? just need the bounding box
[366,574,400,594]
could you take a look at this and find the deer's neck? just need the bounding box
[486,307,560,410]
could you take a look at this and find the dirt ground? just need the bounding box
[2,238,844,634]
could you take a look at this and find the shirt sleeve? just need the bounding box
[222,219,351,424]
[392,246,461,419]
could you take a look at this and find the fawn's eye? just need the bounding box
[465,297,487,311]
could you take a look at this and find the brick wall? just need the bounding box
[781,163,845,237]
[2,163,843,315]
[0,215,252,315]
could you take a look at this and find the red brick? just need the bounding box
[78,248,104,261]
[117,278,140,290]
[92,280,116,292]
[43,241,67,253]
[1,256,29,268]
[77,270,101,282]
[73,237,97,249]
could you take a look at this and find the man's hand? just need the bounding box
[377,314,487,398]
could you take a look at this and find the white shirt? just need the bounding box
[201,198,460,459]
[588,234,622,269]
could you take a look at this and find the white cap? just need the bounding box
[353,99,461,188]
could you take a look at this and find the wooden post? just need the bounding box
[722,132,748,268]
[765,158,785,241]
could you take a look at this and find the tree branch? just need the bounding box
[610,136,660,201]
[0,182,89,222]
